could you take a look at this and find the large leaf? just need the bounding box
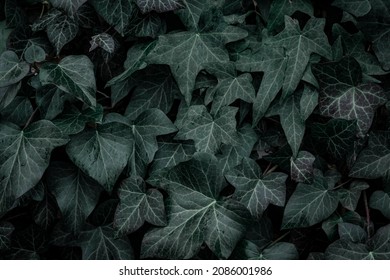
[39,55,96,107]
[146,30,247,104]
[282,170,339,229]
[175,105,239,154]
[0,120,68,214]
[114,176,166,236]
[66,122,133,192]
[350,132,390,179]
[326,224,390,259]
[142,153,250,259]
[0,51,29,87]
[313,56,386,135]
[225,157,287,219]
[136,0,183,13]
[268,16,331,98]
[47,162,102,234]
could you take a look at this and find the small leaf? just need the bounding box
[338,223,367,243]
[338,181,369,211]
[39,55,96,107]
[0,51,29,87]
[89,33,115,53]
[370,190,390,219]
[290,151,315,183]
[24,44,46,63]
[46,14,79,55]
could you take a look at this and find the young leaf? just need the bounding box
[89,33,115,53]
[142,153,250,259]
[114,177,166,236]
[66,122,133,192]
[39,55,96,107]
[225,157,287,219]
[0,120,69,214]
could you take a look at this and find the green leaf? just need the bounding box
[267,0,313,32]
[326,224,390,259]
[0,82,20,111]
[338,181,369,211]
[0,21,13,54]
[312,119,357,159]
[79,226,134,259]
[24,44,46,63]
[258,242,299,260]
[36,85,72,120]
[47,162,102,234]
[290,151,315,183]
[175,105,239,154]
[282,170,339,229]
[39,55,96,107]
[89,33,115,53]
[46,14,78,55]
[0,120,69,214]
[268,16,331,98]
[127,11,166,38]
[0,51,29,87]
[66,122,133,192]
[350,132,390,179]
[91,0,134,36]
[136,0,183,13]
[332,0,371,17]
[124,66,177,120]
[225,157,287,219]
[114,177,166,236]
[0,222,14,250]
[50,0,88,15]
[370,190,390,220]
[338,222,367,243]
[0,96,33,127]
[358,0,390,70]
[208,73,255,114]
[313,56,386,135]
[142,153,250,259]
[175,0,209,30]
[106,41,155,87]
[146,31,241,104]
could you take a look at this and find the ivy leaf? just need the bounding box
[146,30,246,104]
[175,105,239,154]
[175,0,208,30]
[89,33,115,53]
[338,181,369,211]
[370,188,390,220]
[50,0,88,15]
[268,16,331,98]
[66,122,133,192]
[338,222,367,243]
[332,0,371,17]
[313,56,386,135]
[290,151,315,183]
[225,157,287,219]
[47,162,102,234]
[282,170,339,229]
[312,119,357,159]
[91,0,134,36]
[79,226,134,259]
[0,222,14,251]
[39,55,96,107]
[46,14,78,55]
[267,0,313,32]
[349,132,390,179]
[0,51,29,87]
[326,224,390,259]
[142,153,250,259]
[0,120,69,214]
[114,176,166,236]
[124,66,177,120]
[136,0,183,13]
[358,0,390,70]
[24,44,46,63]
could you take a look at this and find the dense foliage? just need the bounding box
[0,0,389,260]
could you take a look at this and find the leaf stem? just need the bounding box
[363,190,371,238]
[23,107,39,129]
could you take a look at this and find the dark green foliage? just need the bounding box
[0,0,389,260]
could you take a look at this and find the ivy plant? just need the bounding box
[0,0,389,260]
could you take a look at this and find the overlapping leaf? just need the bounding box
[142,153,250,259]
[0,120,68,214]
[0,51,29,87]
[226,157,287,219]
